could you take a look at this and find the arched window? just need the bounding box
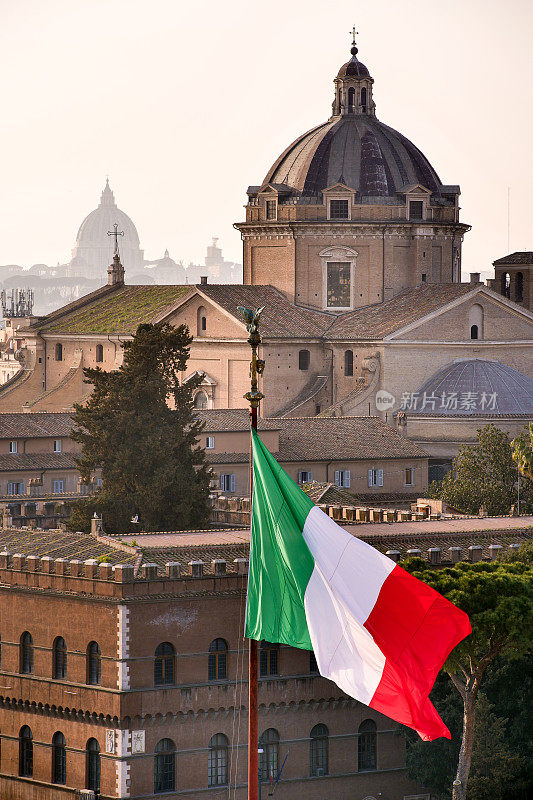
[154,642,175,686]
[96,344,104,363]
[298,349,310,371]
[501,272,511,298]
[358,719,377,771]
[20,632,33,674]
[260,641,279,677]
[53,636,67,679]
[52,731,66,785]
[515,272,524,302]
[208,733,228,786]
[361,87,367,112]
[197,306,207,335]
[19,726,33,777]
[154,738,175,793]
[208,638,228,681]
[310,723,329,776]
[55,343,63,361]
[344,349,354,376]
[194,390,208,409]
[348,86,355,112]
[338,88,342,111]
[86,641,101,685]
[468,303,483,340]
[86,738,100,791]
[260,728,279,782]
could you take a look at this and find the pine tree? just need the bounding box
[71,323,211,533]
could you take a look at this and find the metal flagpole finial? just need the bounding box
[238,306,265,409]
[107,222,124,257]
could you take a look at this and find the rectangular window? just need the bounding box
[220,474,236,493]
[404,467,414,486]
[298,470,313,484]
[326,262,351,308]
[7,481,25,495]
[96,477,103,487]
[368,468,384,488]
[53,439,62,453]
[9,440,17,454]
[329,199,349,219]
[334,470,351,488]
[409,200,424,220]
[266,200,277,220]
[53,480,64,494]
[206,436,215,449]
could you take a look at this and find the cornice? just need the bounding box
[235,221,470,239]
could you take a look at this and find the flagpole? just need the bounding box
[239,306,265,800]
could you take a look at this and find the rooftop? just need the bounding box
[38,284,191,335]
[493,251,533,266]
[0,412,74,439]
[0,453,77,472]
[0,527,137,565]
[326,283,477,340]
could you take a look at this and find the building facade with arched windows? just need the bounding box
[0,525,437,799]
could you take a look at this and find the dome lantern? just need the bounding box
[332,28,375,117]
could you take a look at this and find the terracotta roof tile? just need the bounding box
[0,453,77,471]
[39,285,191,335]
[325,283,477,340]
[493,252,533,266]
[0,528,136,565]
[198,284,334,338]
[0,412,74,439]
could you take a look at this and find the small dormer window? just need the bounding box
[329,199,349,220]
[266,200,277,220]
[409,201,424,221]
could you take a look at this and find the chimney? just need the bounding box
[200,276,208,285]
[396,410,407,437]
[470,272,481,284]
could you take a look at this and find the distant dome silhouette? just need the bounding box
[68,179,144,281]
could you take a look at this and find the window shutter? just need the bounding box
[219,475,224,490]
[377,469,384,487]
[334,470,340,486]
[308,471,313,482]
[230,474,236,493]
[298,471,303,484]
[368,469,373,487]
[343,470,351,488]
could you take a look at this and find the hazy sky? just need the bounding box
[1,0,531,278]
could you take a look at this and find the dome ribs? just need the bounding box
[360,129,389,197]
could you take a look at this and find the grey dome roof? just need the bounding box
[337,55,370,78]
[412,359,533,416]
[263,114,442,198]
[75,180,140,249]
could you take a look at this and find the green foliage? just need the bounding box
[71,322,211,534]
[430,424,533,515]
[405,555,533,799]
[512,422,533,481]
[407,660,532,800]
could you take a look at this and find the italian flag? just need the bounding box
[246,430,471,741]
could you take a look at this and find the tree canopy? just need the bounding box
[512,421,533,481]
[429,424,533,515]
[404,549,533,800]
[71,322,211,533]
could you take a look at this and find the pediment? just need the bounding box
[323,181,356,194]
[401,183,432,195]
[184,370,217,386]
[319,245,358,259]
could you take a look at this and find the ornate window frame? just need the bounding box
[319,245,358,311]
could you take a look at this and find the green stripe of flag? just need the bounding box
[245,429,315,648]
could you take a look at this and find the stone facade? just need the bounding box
[0,544,423,800]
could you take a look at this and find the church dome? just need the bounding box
[411,359,533,416]
[75,179,140,250]
[262,41,442,198]
[69,180,144,281]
